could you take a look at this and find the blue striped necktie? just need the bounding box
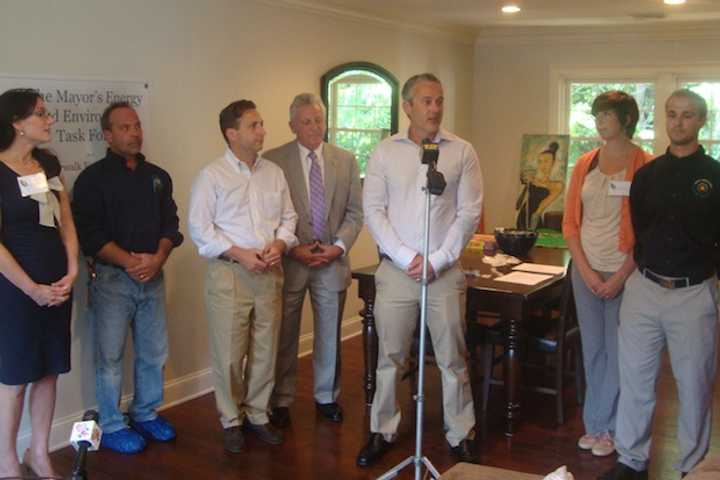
[308,151,326,240]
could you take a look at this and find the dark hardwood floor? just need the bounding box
[51,335,719,479]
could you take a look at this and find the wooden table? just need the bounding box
[440,462,543,479]
[351,247,570,436]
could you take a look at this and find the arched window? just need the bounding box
[321,62,399,175]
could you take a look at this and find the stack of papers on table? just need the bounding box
[494,271,553,286]
[512,263,566,275]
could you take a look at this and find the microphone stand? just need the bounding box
[70,410,99,480]
[71,447,89,480]
[378,151,446,480]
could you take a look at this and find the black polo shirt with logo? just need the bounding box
[630,146,720,280]
[72,149,183,258]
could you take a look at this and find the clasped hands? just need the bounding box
[30,270,77,307]
[407,254,436,283]
[289,241,343,268]
[584,269,624,300]
[126,252,166,283]
[226,240,287,274]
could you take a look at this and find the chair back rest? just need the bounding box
[555,260,579,351]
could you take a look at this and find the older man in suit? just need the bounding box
[264,93,363,426]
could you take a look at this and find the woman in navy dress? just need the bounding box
[0,89,78,478]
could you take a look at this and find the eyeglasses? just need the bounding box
[32,109,53,120]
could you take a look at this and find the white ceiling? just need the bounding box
[278,0,720,34]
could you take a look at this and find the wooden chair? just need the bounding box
[467,264,585,426]
[467,312,505,423]
[465,296,506,424]
[521,262,585,425]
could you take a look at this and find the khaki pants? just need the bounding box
[205,259,283,428]
[370,260,475,447]
[616,270,718,473]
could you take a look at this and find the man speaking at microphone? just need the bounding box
[358,73,484,467]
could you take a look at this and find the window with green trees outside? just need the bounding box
[321,63,399,175]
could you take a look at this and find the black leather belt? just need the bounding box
[218,255,239,264]
[640,267,711,289]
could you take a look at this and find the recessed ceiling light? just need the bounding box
[664,0,686,5]
[502,4,521,14]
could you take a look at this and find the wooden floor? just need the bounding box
[51,335,719,479]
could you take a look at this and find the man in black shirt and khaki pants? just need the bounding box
[600,90,720,480]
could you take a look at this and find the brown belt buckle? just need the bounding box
[659,277,675,289]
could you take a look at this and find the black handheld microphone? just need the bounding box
[421,138,439,166]
[421,139,446,195]
[70,409,101,480]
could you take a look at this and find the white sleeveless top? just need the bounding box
[580,166,627,272]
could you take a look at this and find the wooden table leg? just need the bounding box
[358,283,378,407]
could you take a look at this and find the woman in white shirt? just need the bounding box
[562,91,652,457]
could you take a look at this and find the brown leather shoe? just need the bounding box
[449,438,478,464]
[269,407,291,429]
[356,433,392,467]
[316,402,343,423]
[223,426,244,453]
[242,421,283,445]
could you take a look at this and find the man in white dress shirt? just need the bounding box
[188,100,298,453]
[357,73,484,467]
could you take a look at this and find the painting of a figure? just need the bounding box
[516,134,570,230]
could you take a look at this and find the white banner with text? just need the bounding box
[0,76,149,188]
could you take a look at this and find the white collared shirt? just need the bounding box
[363,128,484,273]
[188,148,298,258]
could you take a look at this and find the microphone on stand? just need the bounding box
[421,138,439,166]
[421,138,446,196]
[69,410,102,480]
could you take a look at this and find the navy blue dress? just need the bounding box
[0,156,71,385]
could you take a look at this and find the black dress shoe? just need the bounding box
[449,439,478,464]
[242,421,284,445]
[316,402,343,423]
[223,426,244,453]
[269,407,291,428]
[356,433,392,467]
[597,463,648,480]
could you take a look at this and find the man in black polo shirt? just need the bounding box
[72,102,183,454]
[600,90,720,480]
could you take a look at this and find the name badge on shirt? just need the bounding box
[17,172,49,197]
[608,180,631,197]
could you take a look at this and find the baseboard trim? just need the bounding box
[17,368,215,455]
[19,315,363,454]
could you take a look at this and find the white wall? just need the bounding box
[473,23,720,231]
[0,0,474,451]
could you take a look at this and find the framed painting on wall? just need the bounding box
[516,134,570,233]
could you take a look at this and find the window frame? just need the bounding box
[320,62,399,172]
[551,65,720,157]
